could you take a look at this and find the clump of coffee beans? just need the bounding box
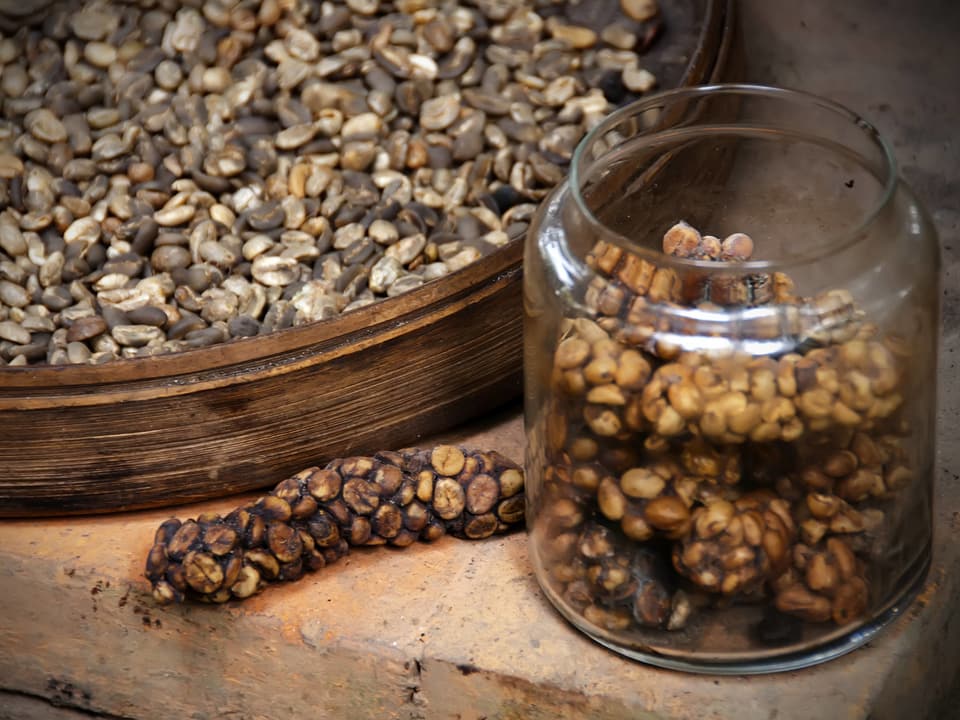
[535,221,914,635]
[146,444,525,604]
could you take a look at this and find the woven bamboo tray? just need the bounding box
[0,0,738,516]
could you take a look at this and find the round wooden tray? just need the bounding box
[0,0,738,516]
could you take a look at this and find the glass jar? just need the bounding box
[523,85,940,674]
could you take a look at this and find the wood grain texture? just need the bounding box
[0,244,523,515]
[0,0,735,516]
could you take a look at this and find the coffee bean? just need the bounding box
[126,306,168,327]
[0,0,650,367]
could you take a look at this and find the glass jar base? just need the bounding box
[532,543,931,675]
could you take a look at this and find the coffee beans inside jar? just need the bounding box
[522,83,940,673]
[0,0,664,367]
[529,219,923,649]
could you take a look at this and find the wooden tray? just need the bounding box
[0,0,737,516]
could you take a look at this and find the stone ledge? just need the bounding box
[1,411,958,720]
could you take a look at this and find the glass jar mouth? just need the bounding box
[568,84,899,273]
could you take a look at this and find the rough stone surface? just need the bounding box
[0,404,958,720]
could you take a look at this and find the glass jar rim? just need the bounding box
[568,83,899,273]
